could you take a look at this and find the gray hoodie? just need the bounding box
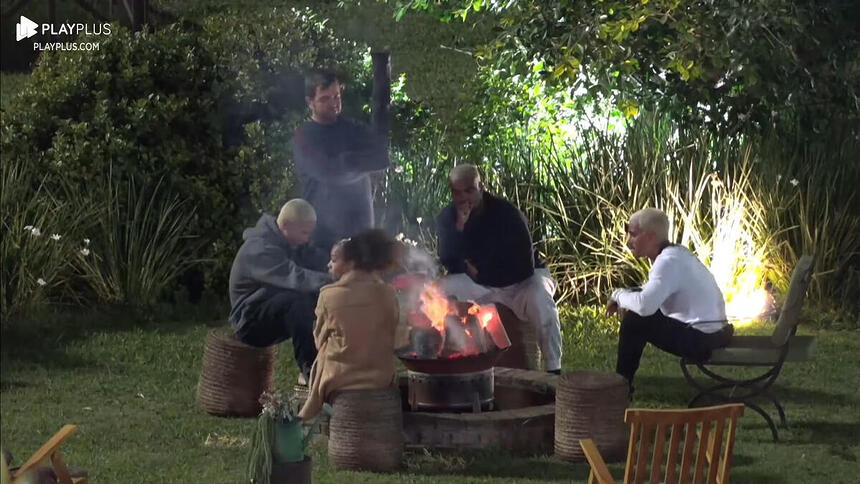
[228,214,330,332]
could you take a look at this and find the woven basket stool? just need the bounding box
[494,304,540,371]
[196,328,277,417]
[555,370,628,462]
[328,387,404,472]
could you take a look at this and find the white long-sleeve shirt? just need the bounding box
[612,246,727,333]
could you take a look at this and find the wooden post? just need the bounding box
[371,51,391,142]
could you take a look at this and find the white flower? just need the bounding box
[416,217,423,225]
[80,248,91,256]
[83,238,91,245]
[395,233,405,241]
[29,227,41,237]
[430,168,438,175]
[51,234,62,241]
[790,178,799,187]
[394,165,404,174]
[36,278,47,286]
[776,174,782,182]
[24,225,34,231]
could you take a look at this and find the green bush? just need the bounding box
[0,8,369,296]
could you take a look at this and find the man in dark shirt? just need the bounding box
[292,69,390,251]
[228,199,331,381]
[436,164,562,373]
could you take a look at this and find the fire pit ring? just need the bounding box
[407,368,495,412]
[401,367,557,454]
[294,368,557,455]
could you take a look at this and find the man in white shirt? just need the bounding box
[607,208,733,392]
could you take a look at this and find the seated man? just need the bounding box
[608,208,734,392]
[436,164,562,374]
[228,199,331,381]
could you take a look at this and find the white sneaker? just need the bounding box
[297,373,308,386]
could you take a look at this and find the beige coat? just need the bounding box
[299,270,399,420]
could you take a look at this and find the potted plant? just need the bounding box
[247,390,314,484]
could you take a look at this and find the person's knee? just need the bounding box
[619,311,646,337]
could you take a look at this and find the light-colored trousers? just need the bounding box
[438,268,562,371]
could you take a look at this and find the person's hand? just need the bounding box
[606,299,619,316]
[455,203,472,231]
[465,259,478,280]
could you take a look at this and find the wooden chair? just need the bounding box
[681,255,815,441]
[11,425,88,484]
[580,403,744,484]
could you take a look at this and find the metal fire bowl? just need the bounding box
[396,347,507,374]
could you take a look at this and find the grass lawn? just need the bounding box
[1,306,858,483]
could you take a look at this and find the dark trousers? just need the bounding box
[615,310,733,384]
[236,288,319,375]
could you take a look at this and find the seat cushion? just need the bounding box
[706,335,817,365]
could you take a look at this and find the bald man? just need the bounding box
[608,208,733,394]
[436,164,562,373]
[229,199,331,381]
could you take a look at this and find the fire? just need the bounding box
[479,311,493,328]
[419,284,451,334]
[408,281,512,358]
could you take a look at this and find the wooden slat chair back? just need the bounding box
[770,255,814,347]
[580,403,745,484]
[11,424,88,484]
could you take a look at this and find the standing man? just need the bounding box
[292,69,391,252]
[229,199,331,382]
[436,164,563,374]
[608,208,733,394]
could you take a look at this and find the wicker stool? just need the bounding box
[196,328,277,417]
[494,304,540,371]
[555,370,628,462]
[328,387,403,472]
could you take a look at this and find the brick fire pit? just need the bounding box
[399,367,556,454]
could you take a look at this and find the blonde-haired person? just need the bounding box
[607,208,733,396]
[229,198,331,382]
[436,164,563,374]
[299,229,401,420]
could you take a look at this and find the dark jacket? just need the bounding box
[228,214,330,332]
[292,118,390,250]
[437,191,544,288]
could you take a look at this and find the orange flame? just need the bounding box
[419,284,451,334]
[479,311,493,328]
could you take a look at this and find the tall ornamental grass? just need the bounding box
[0,154,97,320]
[74,171,202,310]
[386,113,859,317]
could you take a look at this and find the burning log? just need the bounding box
[400,282,511,360]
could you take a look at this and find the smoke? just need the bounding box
[399,242,439,279]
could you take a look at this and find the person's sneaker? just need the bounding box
[297,372,308,386]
